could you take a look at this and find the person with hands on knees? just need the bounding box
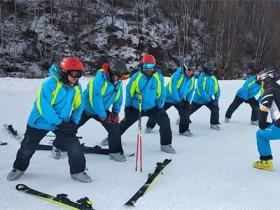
[225,63,263,125]
[7,57,92,183]
[253,68,280,171]
[190,62,221,130]
[120,54,175,154]
[145,58,195,137]
[79,58,130,162]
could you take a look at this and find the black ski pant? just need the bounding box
[120,107,172,145]
[225,95,259,121]
[146,101,191,133]
[190,101,220,125]
[13,125,86,174]
[79,111,123,154]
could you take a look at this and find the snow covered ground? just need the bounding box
[1,77,280,210]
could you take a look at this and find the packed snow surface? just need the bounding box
[1,77,280,210]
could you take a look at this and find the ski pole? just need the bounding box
[135,94,143,172]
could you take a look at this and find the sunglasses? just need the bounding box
[143,63,155,70]
[68,70,83,78]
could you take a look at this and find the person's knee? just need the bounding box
[20,147,35,156]
[256,129,266,139]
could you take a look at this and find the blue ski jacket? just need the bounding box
[192,72,220,104]
[165,67,195,104]
[27,64,83,131]
[125,68,165,111]
[236,75,262,100]
[83,69,123,119]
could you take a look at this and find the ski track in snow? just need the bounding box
[1,78,280,210]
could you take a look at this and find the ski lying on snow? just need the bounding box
[0,141,7,145]
[3,124,135,157]
[38,144,135,157]
[16,184,94,210]
[124,158,172,207]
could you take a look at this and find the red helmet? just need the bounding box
[140,54,156,64]
[59,57,84,71]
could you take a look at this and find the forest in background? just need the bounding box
[1,0,280,79]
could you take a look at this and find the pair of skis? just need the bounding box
[16,184,94,210]
[16,159,172,209]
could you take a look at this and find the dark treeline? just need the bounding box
[1,0,280,78]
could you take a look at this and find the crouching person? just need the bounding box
[79,59,130,162]
[7,57,92,183]
[121,54,175,154]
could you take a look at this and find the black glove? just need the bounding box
[177,100,186,108]
[259,121,272,129]
[57,121,78,135]
[212,99,219,107]
[124,106,133,119]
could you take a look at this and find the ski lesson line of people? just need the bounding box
[6,54,280,183]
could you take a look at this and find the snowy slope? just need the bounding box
[1,77,280,210]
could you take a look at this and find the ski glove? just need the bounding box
[212,99,219,107]
[57,121,78,135]
[124,106,133,119]
[101,112,119,124]
[177,100,186,108]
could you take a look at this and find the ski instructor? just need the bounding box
[7,57,92,183]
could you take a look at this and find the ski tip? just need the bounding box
[16,184,27,191]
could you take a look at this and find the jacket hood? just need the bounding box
[49,64,61,79]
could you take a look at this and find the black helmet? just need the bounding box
[257,68,277,86]
[184,59,196,70]
[109,59,128,76]
[203,62,215,75]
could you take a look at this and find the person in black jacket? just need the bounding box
[253,68,280,171]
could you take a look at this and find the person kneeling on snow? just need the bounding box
[7,57,92,183]
[79,59,130,162]
[189,62,221,130]
[253,68,280,171]
[225,63,263,125]
[145,58,195,137]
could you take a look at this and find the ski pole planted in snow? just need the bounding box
[135,94,143,172]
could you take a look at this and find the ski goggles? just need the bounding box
[68,70,83,78]
[142,63,155,70]
[184,66,195,72]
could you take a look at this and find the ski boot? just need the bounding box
[210,124,220,130]
[7,169,24,181]
[251,120,259,126]
[224,118,230,123]
[109,153,127,162]
[180,130,193,137]
[71,171,92,183]
[144,127,152,134]
[52,146,62,159]
[160,144,176,154]
[253,160,273,171]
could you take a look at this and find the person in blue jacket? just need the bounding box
[7,57,92,183]
[253,68,280,171]
[78,59,130,162]
[121,54,175,153]
[190,62,221,130]
[145,59,196,136]
[225,64,263,125]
